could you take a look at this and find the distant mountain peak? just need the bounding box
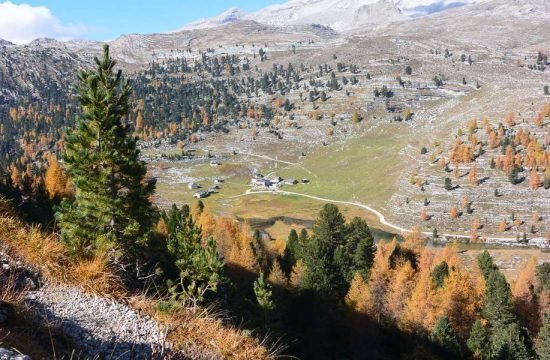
[176,0,481,33]
[221,7,243,14]
[176,7,247,31]
[29,38,59,46]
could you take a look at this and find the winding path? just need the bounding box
[240,188,544,246]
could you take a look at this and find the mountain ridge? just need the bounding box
[177,0,482,32]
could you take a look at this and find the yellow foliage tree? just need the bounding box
[387,260,416,327]
[9,164,21,188]
[290,259,306,289]
[155,217,169,237]
[450,207,459,219]
[498,220,508,232]
[268,261,288,288]
[529,170,541,190]
[472,218,481,231]
[44,155,71,199]
[504,113,515,126]
[420,209,430,221]
[403,228,425,253]
[469,165,478,186]
[135,110,144,131]
[211,216,238,254]
[367,239,396,322]
[512,256,541,335]
[436,267,484,340]
[403,263,437,332]
[197,209,217,240]
[227,222,257,273]
[345,272,373,315]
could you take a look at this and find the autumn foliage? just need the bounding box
[44,154,73,199]
[449,207,460,219]
[345,238,491,348]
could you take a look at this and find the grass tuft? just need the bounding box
[0,198,122,296]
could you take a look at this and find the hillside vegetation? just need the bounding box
[0,0,548,358]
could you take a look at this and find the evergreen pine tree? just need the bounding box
[490,323,535,360]
[302,232,342,296]
[312,203,346,246]
[431,316,460,356]
[537,263,550,291]
[302,204,347,296]
[254,272,275,311]
[484,270,535,359]
[252,229,270,272]
[299,228,309,244]
[166,215,225,305]
[56,45,155,258]
[281,229,299,276]
[537,313,550,360]
[478,250,497,280]
[467,320,491,359]
[347,217,375,281]
[484,270,517,327]
[431,261,450,288]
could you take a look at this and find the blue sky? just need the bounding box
[0,0,285,43]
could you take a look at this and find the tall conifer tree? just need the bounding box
[481,259,535,359]
[56,45,155,257]
[431,316,460,357]
[302,204,347,296]
[467,320,490,359]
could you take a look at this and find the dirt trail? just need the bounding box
[240,189,545,246]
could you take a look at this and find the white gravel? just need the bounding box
[25,285,168,359]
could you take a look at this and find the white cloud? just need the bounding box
[0,1,88,44]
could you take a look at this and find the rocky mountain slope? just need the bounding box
[0,0,545,104]
[0,19,340,103]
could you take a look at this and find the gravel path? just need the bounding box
[25,285,168,359]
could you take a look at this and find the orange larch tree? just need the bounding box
[403,228,426,253]
[504,113,515,126]
[268,261,288,288]
[345,272,373,315]
[498,220,508,232]
[472,218,481,231]
[469,165,478,186]
[387,260,416,328]
[44,155,71,199]
[403,248,437,333]
[366,239,395,322]
[488,130,499,148]
[529,170,541,190]
[512,256,542,336]
[437,266,485,340]
[420,209,430,221]
[289,259,306,289]
[450,207,459,219]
